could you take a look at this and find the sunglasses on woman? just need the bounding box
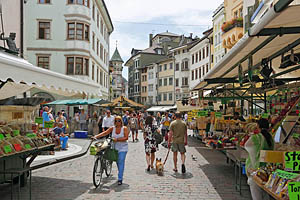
[115,120,121,122]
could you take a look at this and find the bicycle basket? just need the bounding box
[103,147,118,162]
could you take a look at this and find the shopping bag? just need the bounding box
[103,147,118,162]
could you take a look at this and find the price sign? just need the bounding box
[276,169,299,179]
[13,144,22,152]
[215,112,222,118]
[262,113,269,119]
[288,182,300,200]
[3,145,12,154]
[26,133,36,138]
[25,144,32,149]
[44,121,54,128]
[35,117,43,124]
[13,130,20,136]
[198,110,208,117]
[0,134,4,140]
[285,151,300,171]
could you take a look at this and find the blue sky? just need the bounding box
[105,0,224,80]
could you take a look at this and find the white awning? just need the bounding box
[0,51,102,97]
[147,106,164,112]
[193,4,300,90]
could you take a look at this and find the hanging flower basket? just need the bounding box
[221,17,244,33]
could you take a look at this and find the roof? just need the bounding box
[98,0,114,33]
[141,44,162,54]
[155,31,180,37]
[102,96,144,108]
[46,99,109,105]
[110,48,123,62]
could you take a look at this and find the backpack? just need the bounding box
[123,116,129,126]
[153,130,163,144]
[130,118,137,129]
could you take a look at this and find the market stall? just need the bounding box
[101,96,145,113]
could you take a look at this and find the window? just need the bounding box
[148,72,153,79]
[97,67,99,83]
[169,93,173,101]
[206,64,209,73]
[199,67,202,78]
[68,0,89,7]
[159,65,162,72]
[39,0,50,4]
[170,63,173,69]
[175,78,179,87]
[92,3,95,20]
[84,24,89,41]
[164,78,168,86]
[66,56,89,75]
[182,77,188,86]
[100,70,103,85]
[195,53,198,63]
[100,44,103,60]
[195,68,198,79]
[159,79,162,87]
[149,84,153,92]
[37,55,50,69]
[181,61,188,71]
[175,63,179,71]
[38,22,50,39]
[92,32,95,50]
[202,48,205,59]
[163,93,167,101]
[67,22,89,41]
[135,60,140,68]
[169,77,173,85]
[206,46,209,57]
[192,70,194,81]
[101,18,104,35]
[199,51,201,61]
[158,94,162,101]
[97,39,99,55]
[164,64,167,71]
[202,66,205,76]
[92,64,94,80]
[149,96,153,104]
[97,11,99,28]
[192,55,194,64]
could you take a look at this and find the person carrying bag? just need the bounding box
[92,116,129,185]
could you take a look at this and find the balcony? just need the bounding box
[222,18,244,49]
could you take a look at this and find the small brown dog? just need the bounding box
[155,158,164,176]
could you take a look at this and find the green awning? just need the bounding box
[46,99,107,105]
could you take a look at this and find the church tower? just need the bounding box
[110,46,124,99]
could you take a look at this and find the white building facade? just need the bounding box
[213,3,226,65]
[147,63,157,105]
[190,37,210,95]
[170,45,190,101]
[24,0,113,99]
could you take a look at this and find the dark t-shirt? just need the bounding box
[53,127,63,136]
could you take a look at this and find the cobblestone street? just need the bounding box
[0,131,251,200]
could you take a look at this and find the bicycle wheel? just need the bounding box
[105,160,113,177]
[93,157,104,188]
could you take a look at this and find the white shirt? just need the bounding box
[102,115,115,128]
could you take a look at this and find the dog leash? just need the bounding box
[163,147,170,165]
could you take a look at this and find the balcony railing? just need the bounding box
[221,17,243,33]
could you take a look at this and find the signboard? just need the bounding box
[35,117,43,124]
[276,169,299,179]
[285,151,300,171]
[13,130,20,136]
[288,182,300,200]
[44,121,54,128]
[12,112,23,120]
[198,110,208,117]
[0,134,4,140]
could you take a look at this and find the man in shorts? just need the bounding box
[168,112,187,174]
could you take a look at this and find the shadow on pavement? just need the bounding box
[88,175,130,194]
[170,172,193,179]
[0,176,93,200]
[188,136,251,200]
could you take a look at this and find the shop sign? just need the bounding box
[285,151,300,171]
[276,169,299,179]
[215,112,222,118]
[44,121,54,128]
[35,117,43,124]
[288,182,300,200]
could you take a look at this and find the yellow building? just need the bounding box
[222,0,244,50]
[157,57,175,105]
[140,67,148,104]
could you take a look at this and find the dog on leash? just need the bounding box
[155,158,164,176]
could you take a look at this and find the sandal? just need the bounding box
[173,168,178,172]
[147,165,150,172]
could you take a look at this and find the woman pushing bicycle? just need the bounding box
[92,116,129,185]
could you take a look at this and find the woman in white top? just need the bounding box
[93,116,129,185]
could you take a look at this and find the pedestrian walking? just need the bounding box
[97,111,104,133]
[79,109,88,131]
[102,110,115,131]
[156,112,161,125]
[122,111,131,135]
[161,112,171,145]
[130,113,139,142]
[56,112,67,133]
[142,113,159,171]
[168,112,188,174]
[93,116,129,185]
[91,111,99,135]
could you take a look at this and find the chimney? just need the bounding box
[149,34,153,47]
[190,33,193,39]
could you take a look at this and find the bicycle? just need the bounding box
[92,137,113,188]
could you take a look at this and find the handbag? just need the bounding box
[153,130,163,144]
[103,144,118,162]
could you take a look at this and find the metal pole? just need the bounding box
[0,4,5,48]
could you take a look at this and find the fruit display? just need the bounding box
[0,138,16,155]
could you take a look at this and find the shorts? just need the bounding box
[171,143,186,153]
[161,128,168,137]
[131,128,138,133]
